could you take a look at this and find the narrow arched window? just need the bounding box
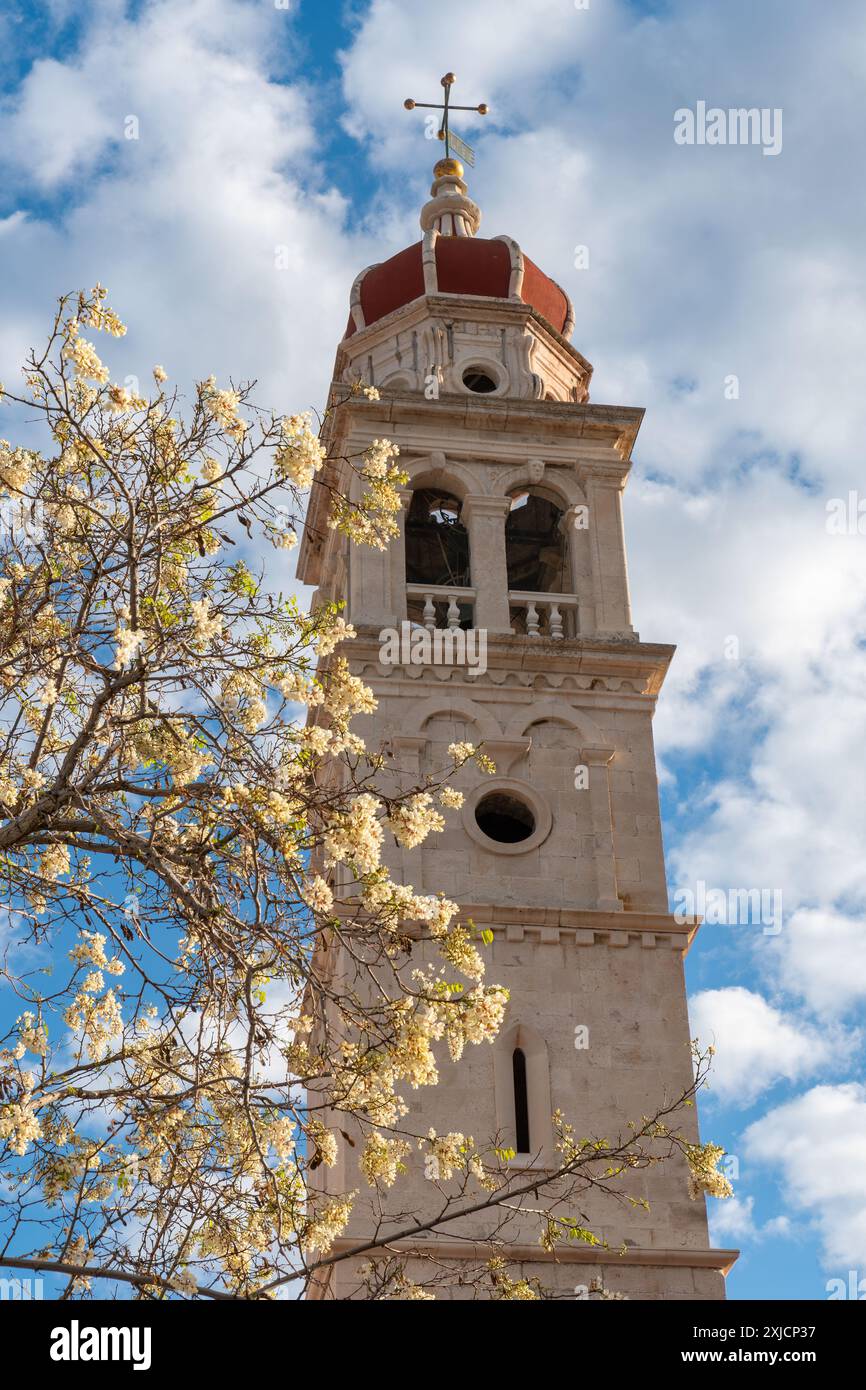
[512,1047,531,1154]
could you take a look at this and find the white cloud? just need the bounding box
[689,987,841,1104]
[0,0,375,418]
[709,1194,758,1242]
[667,655,866,911]
[774,909,866,1017]
[744,1085,866,1270]
[708,1194,792,1245]
[4,58,116,188]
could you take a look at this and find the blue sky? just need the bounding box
[2,0,865,1302]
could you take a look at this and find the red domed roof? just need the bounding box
[344,235,572,340]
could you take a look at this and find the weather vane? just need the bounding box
[404,72,488,167]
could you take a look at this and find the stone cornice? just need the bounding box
[324,904,702,954]
[333,390,644,453]
[461,905,701,954]
[327,1236,739,1274]
[349,628,676,698]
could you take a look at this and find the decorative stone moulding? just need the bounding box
[459,905,702,954]
[360,661,657,697]
[325,1238,739,1274]
[325,905,702,956]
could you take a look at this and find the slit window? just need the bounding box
[512,1046,531,1154]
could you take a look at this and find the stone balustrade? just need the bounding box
[405,584,579,637]
[405,583,477,630]
[508,591,579,639]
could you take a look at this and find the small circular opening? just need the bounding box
[475,792,535,844]
[462,367,498,394]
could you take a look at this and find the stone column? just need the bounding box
[460,494,513,634]
[576,458,636,639]
[388,488,413,625]
[561,502,592,634]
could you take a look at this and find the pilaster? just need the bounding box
[460,494,513,633]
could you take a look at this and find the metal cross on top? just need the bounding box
[403,72,488,168]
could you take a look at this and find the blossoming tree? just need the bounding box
[0,289,730,1301]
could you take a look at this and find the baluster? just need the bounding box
[526,601,541,637]
[423,593,436,632]
[446,594,461,630]
[549,602,564,639]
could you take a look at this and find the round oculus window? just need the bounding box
[462,367,498,394]
[474,792,536,844]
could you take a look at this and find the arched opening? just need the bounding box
[405,489,470,586]
[405,488,472,630]
[506,489,575,637]
[505,490,568,594]
[475,791,535,845]
[512,1047,531,1154]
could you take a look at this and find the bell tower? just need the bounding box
[298,138,737,1299]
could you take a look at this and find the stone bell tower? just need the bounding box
[298,149,737,1300]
